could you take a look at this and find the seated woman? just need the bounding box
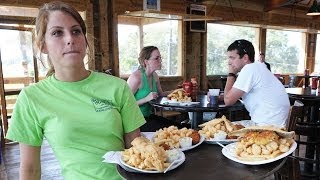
[127,46,181,131]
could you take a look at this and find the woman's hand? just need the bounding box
[145,92,158,102]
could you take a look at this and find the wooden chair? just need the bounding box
[289,95,319,123]
[276,99,320,179]
[274,100,304,180]
[294,122,320,179]
[286,100,304,131]
[274,156,301,180]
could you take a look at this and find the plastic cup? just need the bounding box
[209,89,220,96]
[209,95,218,107]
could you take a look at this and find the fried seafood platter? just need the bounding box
[167,88,192,102]
[152,126,203,151]
[121,136,185,172]
[198,115,245,141]
[227,126,296,162]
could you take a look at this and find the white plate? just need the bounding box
[161,97,199,106]
[203,120,254,144]
[143,132,205,151]
[205,138,238,145]
[119,150,185,173]
[221,141,297,165]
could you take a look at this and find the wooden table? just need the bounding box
[286,87,320,122]
[150,95,244,129]
[117,143,285,180]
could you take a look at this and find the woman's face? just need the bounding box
[43,11,87,70]
[145,49,162,71]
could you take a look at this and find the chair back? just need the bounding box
[276,99,320,179]
[288,95,318,123]
[274,156,301,180]
[286,100,304,131]
[293,122,320,179]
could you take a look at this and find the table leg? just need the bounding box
[191,112,203,129]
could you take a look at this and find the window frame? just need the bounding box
[117,15,184,78]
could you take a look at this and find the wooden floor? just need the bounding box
[0,140,63,180]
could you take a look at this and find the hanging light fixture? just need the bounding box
[307,0,320,16]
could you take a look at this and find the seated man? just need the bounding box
[223,39,290,127]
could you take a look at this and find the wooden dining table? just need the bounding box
[285,87,320,122]
[150,95,245,129]
[117,143,285,180]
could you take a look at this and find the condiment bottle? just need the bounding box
[191,77,198,101]
[318,79,320,93]
[182,80,192,96]
[304,69,310,88]
[312,77,318,90]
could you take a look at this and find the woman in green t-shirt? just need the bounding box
[6,2,145,180]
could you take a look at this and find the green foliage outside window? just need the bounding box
[118,20,180,76]
[207,24,304,75]
[266,29,303,74]
[206,24,256,75]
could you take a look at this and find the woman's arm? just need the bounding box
[154,73,165,96]
[124,129,141,148]
[127,72,141,95]
[19,143,41,180]
[127,71,158,105]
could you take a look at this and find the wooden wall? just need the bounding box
[1,0,320,90]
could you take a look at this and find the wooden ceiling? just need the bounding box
[191,0,313,12]
[264,0,313,12]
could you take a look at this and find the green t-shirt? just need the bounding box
[6,71,146,180]
[134,69,157,117]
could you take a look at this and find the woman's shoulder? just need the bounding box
[131,69,142,77]
[92,71,127,83]
[128,69,143,81]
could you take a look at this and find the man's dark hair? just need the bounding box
[227,39,255,63]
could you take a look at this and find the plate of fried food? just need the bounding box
[152,126,205,151]
[164,89,199,106]
[198,116,246,144]
[120,136,185,173]
[221,126,297,165]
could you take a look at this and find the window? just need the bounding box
[118,24,140,75]
[0,29,38,89]
[118,17,181,76]
[315,34,320,73]
[206,23,258,75]
[266,29,305,74]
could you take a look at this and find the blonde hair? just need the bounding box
[34,1,92,77]
[138,46,158,70]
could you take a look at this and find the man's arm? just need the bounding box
[224,74,245,106]
[19,143,41,180]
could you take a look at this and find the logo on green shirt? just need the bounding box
[91,98,114,112]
